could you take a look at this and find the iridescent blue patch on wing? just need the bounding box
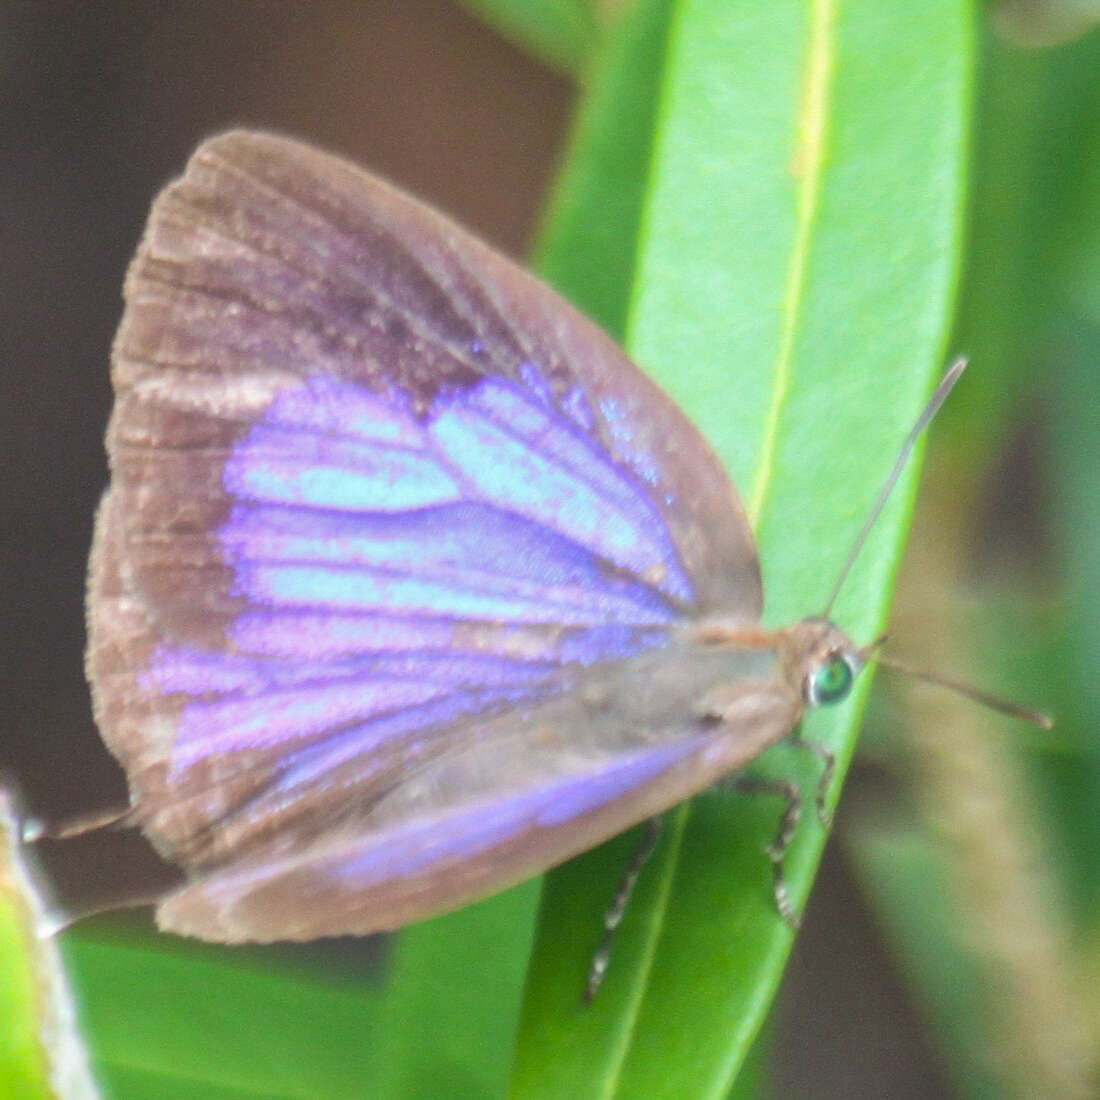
[221,375,693,603]
[599,395,662,490]
[255,681,558,806]
[146,645,561,698]
[222,378,451,511]
[220,501,675,624]
[517,360,554,407]
[151,372,698,799]
[331,739,701,881]
[144,643,563,770]
[561,384,597,433]
[228,610,668,667]
[429,383,690,598]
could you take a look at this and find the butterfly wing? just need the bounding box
[155,640,799,942]
[88,131,772,940]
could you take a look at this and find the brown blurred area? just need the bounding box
[0,3,952,1096]
[1,0,569,816]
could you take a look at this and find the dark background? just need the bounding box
[2,3,951,1095]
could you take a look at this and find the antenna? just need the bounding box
[875,653,1053,728]
[822,357,968,618]
[833,359,1053,730]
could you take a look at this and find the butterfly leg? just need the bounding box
[731,776,802,929]
[792,733,836,828]
[585,815,663,1003]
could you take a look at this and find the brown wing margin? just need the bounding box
[107,131,761,626]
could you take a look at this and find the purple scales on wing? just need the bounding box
[336,740,699,881]
[127,368,696,856]
[221,384,458,513]
[221,374,693,606]
[560,384,597,434]
[155,714,717,941]
[145,646,561,772]
[228,609,669,665]
[257,684,550,801]
[87,132,768,937]
[517,360,554,407]
[220,504,674,623]
[430,380,691,598]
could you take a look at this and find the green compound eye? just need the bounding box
[807,654,854,707]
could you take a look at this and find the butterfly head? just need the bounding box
[781,617,866,710]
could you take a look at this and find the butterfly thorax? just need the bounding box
[687,616,863,722]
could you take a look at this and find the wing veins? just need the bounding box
[160,162,503,381]
[459,389,666,524]
[159,677,567,866]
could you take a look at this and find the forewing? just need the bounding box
[107,131,759,630]
[87,132,763,935]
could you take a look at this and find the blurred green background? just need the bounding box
[1,1,1098,1097]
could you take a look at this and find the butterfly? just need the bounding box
[85,131,966,968]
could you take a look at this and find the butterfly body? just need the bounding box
[138,619,844,942]
[87,132,860,944]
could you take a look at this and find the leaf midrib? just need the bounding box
[748,0,837,527]
[604,1,840,1095]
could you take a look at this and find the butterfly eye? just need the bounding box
[806,653,855,707]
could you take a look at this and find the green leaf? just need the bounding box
[849,27,1100,1097]
[0,802,54,1100]
[65,881,539,1099]
[0,790,99,1100]
[534,0,676,335]
[513,2,972,1095]
[457,0,599,74]
[1049,323,1100,917]
[948,25,1100,458]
